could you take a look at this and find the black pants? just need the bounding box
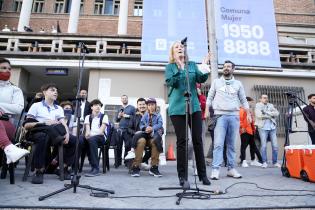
[170,111,207,179]
[117,128,132,165]
[309,131,315,145]
[240,133,262,162]
[87,135,105,170]
[30,132,76,169]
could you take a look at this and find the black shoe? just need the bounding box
[199,176,211,185]
[85,168,100,177]
[32,170,44,184]
[149,165,162,177]
[131,167,140,177]
[179,177,185,186]
[63,167,72,180]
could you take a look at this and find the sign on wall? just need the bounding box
[141,0,208,63]
[214,0,281,68]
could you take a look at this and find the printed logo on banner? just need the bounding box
[141,0,208,63]
[215,0,281,68]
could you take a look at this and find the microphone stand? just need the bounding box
[39,42,114,201]
[281,93,312,178]
[159,39,216,205]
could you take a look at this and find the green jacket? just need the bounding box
[165,61,208,116]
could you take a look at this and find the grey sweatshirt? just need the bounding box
[206,76,249,115]
[0,80,24,115]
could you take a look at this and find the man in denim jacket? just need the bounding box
[130,98,163,177]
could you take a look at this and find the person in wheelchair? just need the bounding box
[125,98,151,171]
[24,83,76,184]
[0,57,29,164]
[130,98,164,177]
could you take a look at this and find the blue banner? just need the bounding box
[141,0,208,63]
[215,0,281,68]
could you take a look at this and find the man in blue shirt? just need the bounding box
[115,95,136,167]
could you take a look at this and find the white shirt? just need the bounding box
[27,101,64,122]
[0,80,24,115]
[80,101,86,121]
[84,113,108,136]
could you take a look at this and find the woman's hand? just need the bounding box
[175,58,185,70]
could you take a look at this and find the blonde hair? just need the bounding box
[168,41,181,63]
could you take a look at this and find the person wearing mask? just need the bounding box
[0,57,29,164]
[255,94,280,168]
[205,60,250,180]
[303,94,315,145]
[165,41,211,186]
[115,95,136,167]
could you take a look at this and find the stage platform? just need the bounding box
[0,161,315,209]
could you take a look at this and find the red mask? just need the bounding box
[0,71,11,81]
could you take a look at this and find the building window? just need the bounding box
[32,0,44,13]
[94,0,119,15]
[133,0,142,16]
[13,0,23,12]
[54,0,84,14]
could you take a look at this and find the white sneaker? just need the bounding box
[227,168,242,178]
[262,162,268,168]
[140,163,150,171]
[210,169,220,180]
[125,150,135,160]
[4,144,30,164]
[250,159,262,167]
[273,163,281,168]
[241,160,249,168]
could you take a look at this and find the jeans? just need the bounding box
[258,128,278,164]
[212,115,239,170]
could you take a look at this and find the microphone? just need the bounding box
[284,91,296,97]
[78,42,90,54]
[181,37,187,45]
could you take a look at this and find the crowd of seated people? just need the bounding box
[0,56,166,185]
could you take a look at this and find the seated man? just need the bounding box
[130,98,163,177]
[126,98,150,170]
[24,83,76,184]
[81,99,108,177]
[0,57,29,163]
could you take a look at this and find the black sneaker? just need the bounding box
[149,165,162,177]
[32,170,44,184]
[85,168,100,177]
[131,167,140,177]
[63,167,72,180]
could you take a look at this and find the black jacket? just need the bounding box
[128,113,143,136]
[303,104,315,132]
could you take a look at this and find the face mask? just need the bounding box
[0,71,10,81]
[64,109,72,115]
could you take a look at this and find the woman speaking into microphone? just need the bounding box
[165,41,211,186]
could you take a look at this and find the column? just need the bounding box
[67,0,81,33]
[17,0,33,32]
[117,0,129,35]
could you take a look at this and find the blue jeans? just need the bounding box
[212,115,239,170]
[258,128,278,164]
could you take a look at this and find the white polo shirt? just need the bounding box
[27,101,64,122]
[84,113,108,136]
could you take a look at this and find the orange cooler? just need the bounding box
[285,145,305,179]
[302,145,315,182]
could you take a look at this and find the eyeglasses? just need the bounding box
[0,66,11,70]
